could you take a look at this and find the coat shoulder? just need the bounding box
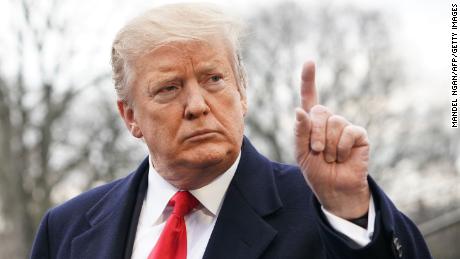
[49,174,132,221]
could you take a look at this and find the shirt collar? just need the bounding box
[144,153,241,226]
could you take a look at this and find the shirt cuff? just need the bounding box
[321,196,375,247]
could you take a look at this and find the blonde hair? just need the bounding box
[111,3,247,104]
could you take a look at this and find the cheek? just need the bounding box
[136,105,182,141]
[215,93,245,134]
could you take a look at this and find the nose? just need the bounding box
[184,84,210,120]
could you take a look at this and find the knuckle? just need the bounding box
[357,125,367,135]
[346,125,366,139]
[327,115,347,130]
[311,105,331,116]
[343,125,355,135]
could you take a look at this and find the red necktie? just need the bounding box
[148,191,199,259]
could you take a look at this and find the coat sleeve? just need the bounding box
[30,210,51,259]
[312,177,433,259]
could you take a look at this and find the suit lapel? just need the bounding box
[70,157,149,259]
[203,137,283,259]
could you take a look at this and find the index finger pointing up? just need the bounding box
[300,61,318,112]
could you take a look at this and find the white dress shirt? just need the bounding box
[131,153,376,259]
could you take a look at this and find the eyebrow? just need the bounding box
[152,62,220,76]
[146,74,181,88]
[146,60,227,86]
[195,62,224,74]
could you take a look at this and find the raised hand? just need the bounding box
[295,61,370,219]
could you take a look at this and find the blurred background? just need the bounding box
[0,0,458,258]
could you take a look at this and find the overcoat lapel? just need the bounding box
[70,158,149,259]
[203,137,283,259]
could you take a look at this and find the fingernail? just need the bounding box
[312,141,324,152]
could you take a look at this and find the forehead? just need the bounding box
[133,38,234,76]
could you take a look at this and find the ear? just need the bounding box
[237,86,248,117]
[117,100,143,138]
[241,96,248,117]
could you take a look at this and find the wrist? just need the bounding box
[321,187,370,220]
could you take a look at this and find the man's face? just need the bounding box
[118,38,247,189]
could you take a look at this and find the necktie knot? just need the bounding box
[149,191,198,259]
[168,191,198,217]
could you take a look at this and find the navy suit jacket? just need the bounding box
[31,138,432,259]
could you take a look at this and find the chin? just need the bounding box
[180,142,236,169]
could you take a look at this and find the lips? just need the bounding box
[183,129,219,141]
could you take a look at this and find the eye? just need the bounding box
[209,75,223,83]
[152,85,181,102]
[158,85,179,94]
[204,74,226,92]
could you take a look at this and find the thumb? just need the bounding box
[295,108,312,161]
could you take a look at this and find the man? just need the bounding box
[31,3,432,259]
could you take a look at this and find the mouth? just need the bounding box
[184,129,220,142]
